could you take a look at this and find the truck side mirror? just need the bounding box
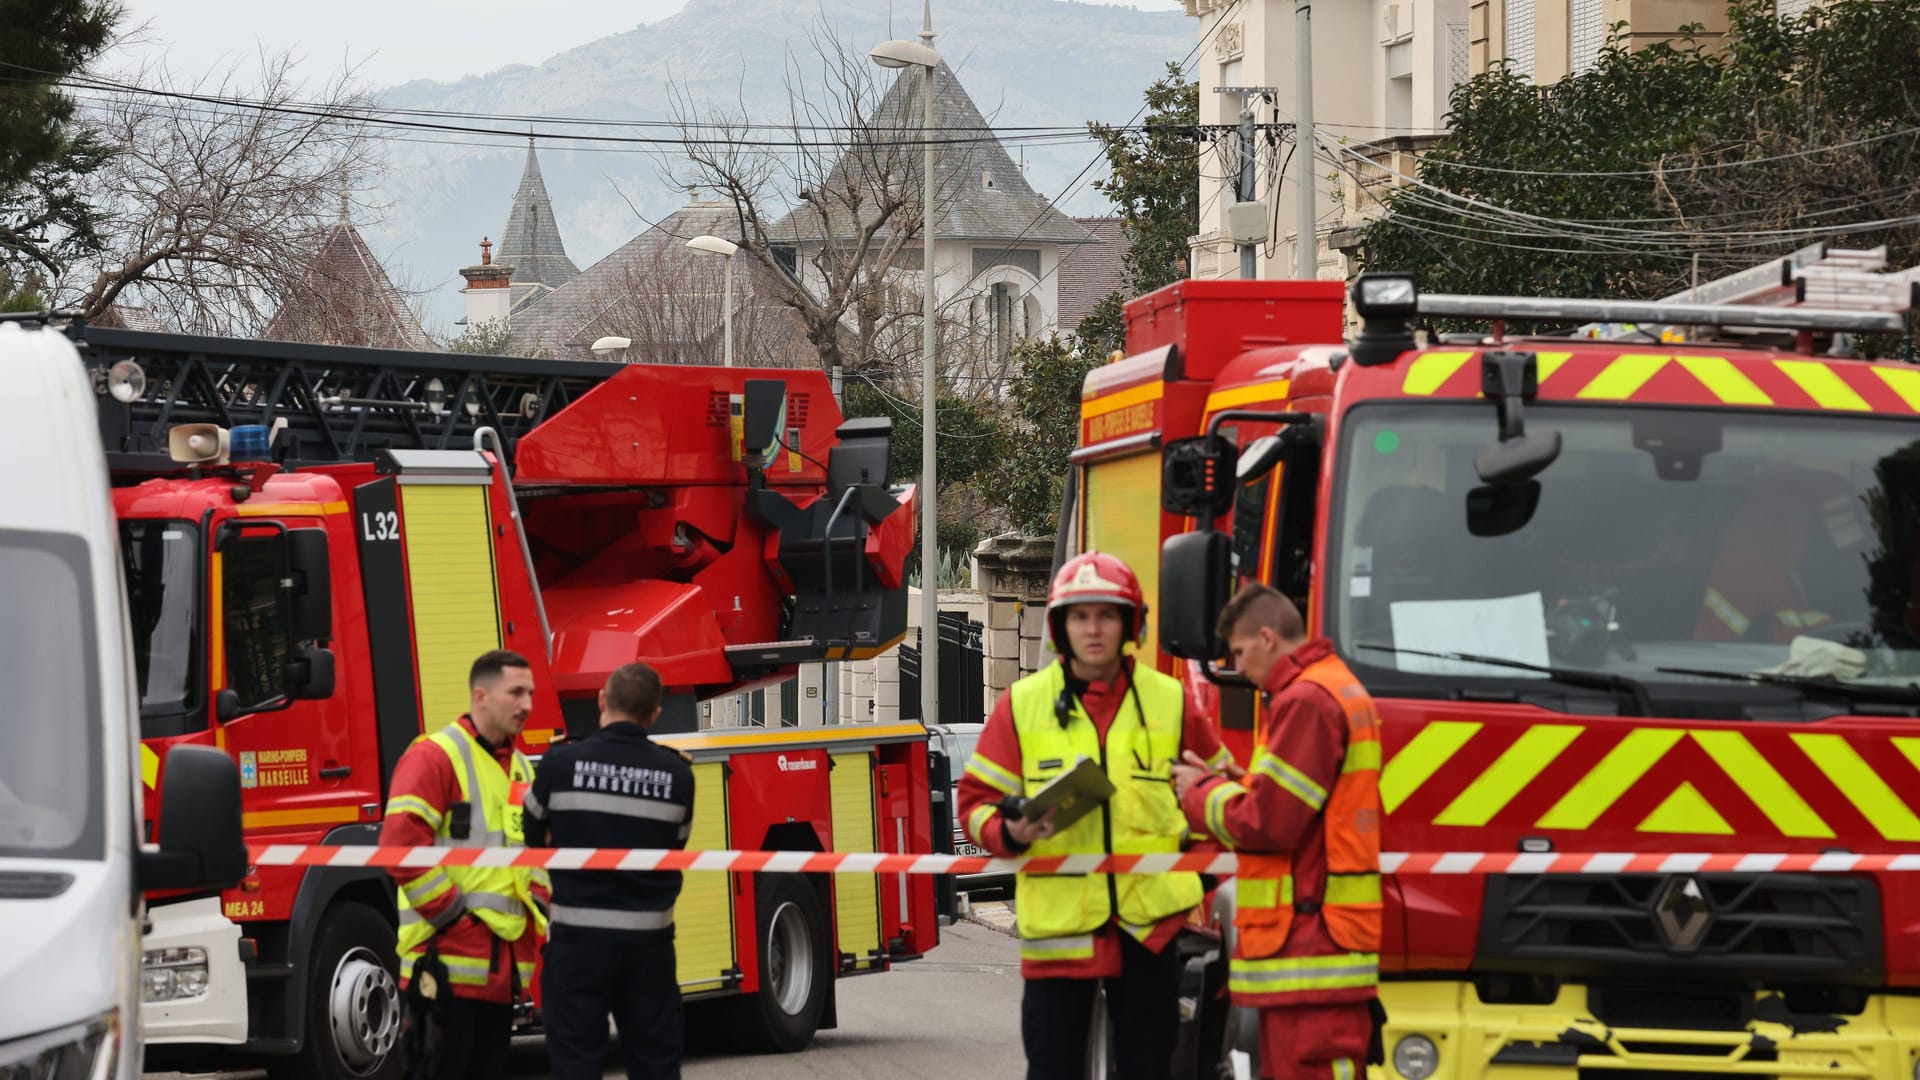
[285,527,331,641]
[1159,531,1232,661]
[287,645,335,699]
[139,745,247,892]
[1162,436,1238,518]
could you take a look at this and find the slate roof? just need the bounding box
[259,223,434,351]
[768,62,1094,246]
[508,200,816,366]
[93,304,169,333]
[498,142,580,309]
[1056,216,1129,332]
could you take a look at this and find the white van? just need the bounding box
[0,317,244,1077]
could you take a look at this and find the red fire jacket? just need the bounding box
[958,664,1226,979]
[381,715,547,1003]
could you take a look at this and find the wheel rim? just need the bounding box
[328,945,400,1073]
[764,900,815,1016]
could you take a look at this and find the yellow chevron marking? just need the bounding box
[1776,360,1870,411]
[1401,352,1475,396]
[1691,730,1832,838]
[1380,721,1481,815]
[1874,367,1920,412]
[1434,724,1583,827]
[141,744,160,790]
[1637,781,1733,835]
[1205,380,1291,414]
[1794,733,1920,841]
[1677,356,1773,406]
[1895,736,1920,775]
[1576,354,1668,400]
[1534,728,1683,831]
[1536,352,1573,386]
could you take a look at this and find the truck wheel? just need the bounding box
[271,903,403,1080]
[734,874,831,1053]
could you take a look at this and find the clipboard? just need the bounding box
[1017,756,1116,832]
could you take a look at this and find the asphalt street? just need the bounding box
[146,919,1024,1079]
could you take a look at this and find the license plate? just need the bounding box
[955,842,990,858]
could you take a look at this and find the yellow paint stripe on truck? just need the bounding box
[677,761,733,991]
[400,485,501,730]
[1081,381,1164,418]
[830,751,882,969]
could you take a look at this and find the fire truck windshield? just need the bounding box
[121,520,203,736]
[1327,402,1920,715]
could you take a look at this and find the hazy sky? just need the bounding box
[113,0,1184,88]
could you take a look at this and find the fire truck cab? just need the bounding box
[1067,261,1920,1078]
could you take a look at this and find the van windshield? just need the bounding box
[0,530,102,860]
[121,520,203,737]
[1326,402,1920,715]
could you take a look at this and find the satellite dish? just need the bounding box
[108,359,147,404]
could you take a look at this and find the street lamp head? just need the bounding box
[589,335,632,358]
[869,39,941,70]
[685,234,738,257]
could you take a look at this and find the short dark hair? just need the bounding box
[604,663,664,723]
[1216,584,1305,643]
[469,649,533,687]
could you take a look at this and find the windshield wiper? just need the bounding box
[1653,666,1920,706]
[1357,642,1653,716]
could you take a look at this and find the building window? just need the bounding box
[1504,0,1535,80]
[1571,0,1604,74]
[1448,21,1470,87]
[1776,0,1816,16]
[989,282,1016,361]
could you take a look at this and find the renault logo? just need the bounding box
[1653,876,1713,954]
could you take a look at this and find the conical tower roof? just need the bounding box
[498,140,580,308]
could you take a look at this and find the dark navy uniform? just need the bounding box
[525,722,695,1080]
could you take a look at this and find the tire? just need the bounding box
[269,903,404,1080]
[733,873,832,1053]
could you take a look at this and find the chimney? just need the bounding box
[459,236,514,333]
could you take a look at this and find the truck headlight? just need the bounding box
[142,944,211,1002]
[0,1011,117,1080]
[1393,1033,1440,1080]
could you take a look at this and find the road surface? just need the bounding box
[146,919,1024,1079]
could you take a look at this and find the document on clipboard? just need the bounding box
[1018,756,1116,832]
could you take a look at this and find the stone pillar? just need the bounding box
[972,533,1059,708]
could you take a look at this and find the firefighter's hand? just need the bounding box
[1004,807,1057,846]
[1172,760,1210,800]
[1182,749,1245,781]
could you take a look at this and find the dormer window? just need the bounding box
[982,169,995,191]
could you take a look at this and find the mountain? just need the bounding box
[362,0,1193,332]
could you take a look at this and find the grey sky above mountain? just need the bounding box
[116,0,1182,85]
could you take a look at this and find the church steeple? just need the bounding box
[497,137,579,308]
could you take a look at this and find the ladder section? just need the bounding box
[70,325,615,470]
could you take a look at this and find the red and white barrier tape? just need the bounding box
[247,845,1920,876]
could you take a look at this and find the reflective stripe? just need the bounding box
[1118,921,1156,944]
[676,823,691,840]
[401,868,455,908]
[463,892,528,918]
[548,903,674,931]
[1324,874,1381,906]
[444,728,492,836]
[1019,933,1096,961]
[1205,747,1235,770]
[398,897,469,933]
[521,787,545,819]
[1205,781,1247,847]
[1333,1059,1356,1080]
[1239,876,1284,909]
[1227,952,1379,995]
[438,954,493,986]
[1252,750,1328,812]
[548,790,689,823]
[387,795,444,830]
[964,754,1022,795]
[436,828,507,849]
[1703,586,1751,636]
[967,803,998,847]
[1341,741,1381,774]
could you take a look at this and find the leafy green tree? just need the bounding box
[0,0,119,292]
[1089,62,1200,297]
[978,334,1102,537]
[1359,0,1920,313]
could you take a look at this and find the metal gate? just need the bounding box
[898,611,984,725]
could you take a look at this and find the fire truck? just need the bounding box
[1067,249,1920,1078]
[68,324,938,1078]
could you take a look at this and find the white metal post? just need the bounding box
[919,7,939,728]
[1294,0,1317,280]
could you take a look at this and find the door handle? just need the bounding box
[319,765,352,779]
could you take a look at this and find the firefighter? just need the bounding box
[525,662,695,1080]
[1172,584,1381,1080]
[956,550,1231,1080]
[381,649,550,1080]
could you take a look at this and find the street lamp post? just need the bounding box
[686,234,739,367]
[871,4,941,727]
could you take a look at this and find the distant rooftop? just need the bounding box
[497,141,580,308]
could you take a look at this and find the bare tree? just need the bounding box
[664,22,969,381]
[572,242,817,367]
[56,52,382,335]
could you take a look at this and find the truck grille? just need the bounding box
[1475,873,1880,984]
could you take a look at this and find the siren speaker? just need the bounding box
[168,423,229,465]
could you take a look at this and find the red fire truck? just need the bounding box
[72,325,938,1078]
[1068,255,1920,1078]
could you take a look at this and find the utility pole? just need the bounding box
[1238,100,1257,280]
[1294,0,1318,280]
